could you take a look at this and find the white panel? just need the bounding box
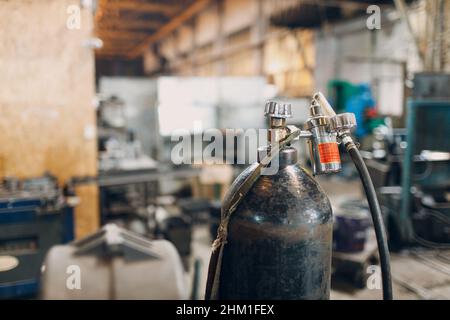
[157,76,270,136]
[157,77,218,136]
[216,77,268,130]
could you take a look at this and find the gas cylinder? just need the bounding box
[207,96,392,301]
[216,102,334,300]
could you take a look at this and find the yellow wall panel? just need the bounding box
[0,0,99,238]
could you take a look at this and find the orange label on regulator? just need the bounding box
[318,142,340,164]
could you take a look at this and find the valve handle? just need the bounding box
[330,113,357,133]
[264,101,292,119]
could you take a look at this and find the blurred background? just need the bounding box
[0,0,449,300]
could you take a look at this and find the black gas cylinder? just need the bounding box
[219,147,333,299]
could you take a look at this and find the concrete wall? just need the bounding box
[0,0,99,238]
[143,0,315,98]
[196,4,220,46]
[143,0,449,117]
[222,0,257,34]
[151,0,432,103]
[314,6,426,117]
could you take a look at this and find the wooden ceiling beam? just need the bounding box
[127,0,212,59]
[99,37,143,43]
[104,1,182,16]
[95,0,110,23]
[96,52,132,57]
[96,44,137,52]
[96,49,131,55]
[96,30,150,40]
[97,19,164,31]
[98,42,142,49]
[95,51,129,58]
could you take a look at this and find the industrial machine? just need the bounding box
[0,174,75,299]
[365,73,450,248]
[96,95,159,223]
[399,96,450,245]
[72,95,203,267]
[328,80,380,138]
[332,199,379,288]
[69,174,197,268]
[333,200,372,253]
[41,224,188,299]
[153,203,193,269]
[205,93,392,300]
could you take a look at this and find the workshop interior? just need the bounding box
[0,0,449,301]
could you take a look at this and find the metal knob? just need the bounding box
[330,113,357,132]
[264,101,292,118]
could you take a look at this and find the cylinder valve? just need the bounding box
[305,100,341,175]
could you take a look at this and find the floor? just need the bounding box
[187,176,450,300]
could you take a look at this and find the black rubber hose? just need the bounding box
[347,144,393,300]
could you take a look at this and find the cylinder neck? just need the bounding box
[257,146,298,169]
[279,147,298,167]
[270,117,286,128]
[268,116,289,143]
